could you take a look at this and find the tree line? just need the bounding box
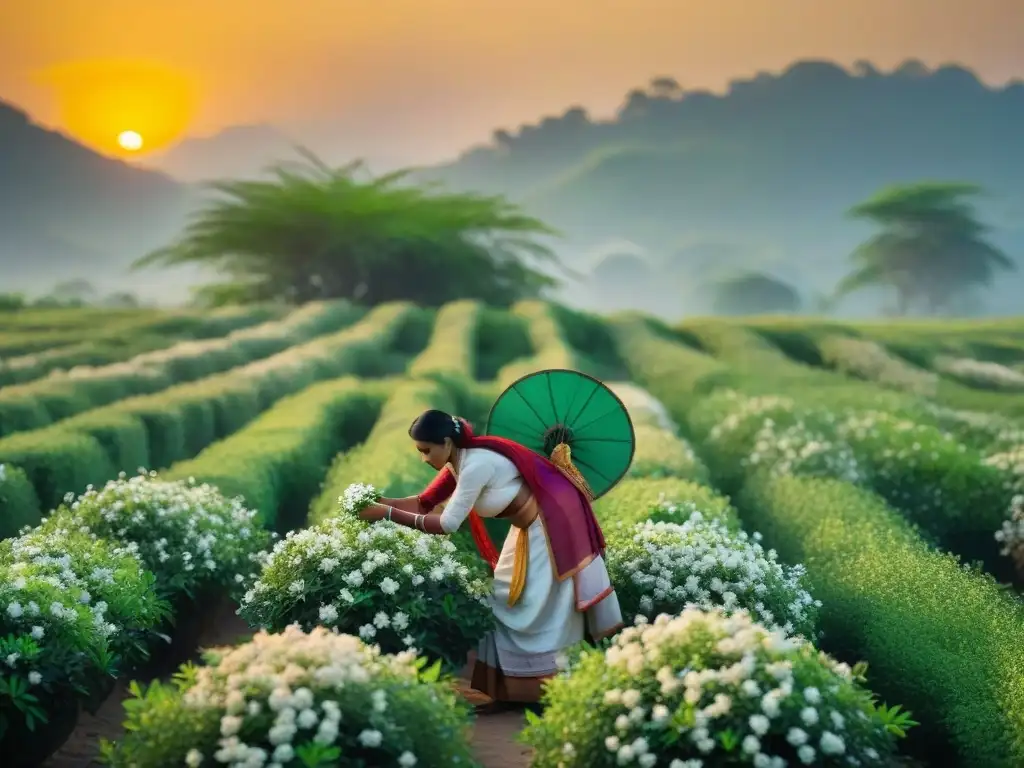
[128,150,1014,318]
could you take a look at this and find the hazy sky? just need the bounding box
[2,0,1023,163]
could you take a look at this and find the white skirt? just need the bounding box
[479,517,623,678]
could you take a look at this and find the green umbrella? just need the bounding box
[485,369,636,499]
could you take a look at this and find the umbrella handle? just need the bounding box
[550,443,596,501]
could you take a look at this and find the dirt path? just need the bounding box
[44,606,532,767]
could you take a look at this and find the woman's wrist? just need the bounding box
[389,506,444,534]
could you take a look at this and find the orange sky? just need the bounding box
[2,0,1022,161]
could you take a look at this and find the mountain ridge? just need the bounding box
[2,57,1023,313]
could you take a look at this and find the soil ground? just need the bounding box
[43,604,531,768]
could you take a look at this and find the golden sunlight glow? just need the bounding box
[117,130,144,151]
[34,59,198,155]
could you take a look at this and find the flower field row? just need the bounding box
[5,301,1023,766]
[524,382,911,768]
[0,473,272,759]
[0,302,429,530]
[610,313,1024,766]
[0,300,365,438]
[495,301,583,384]
[0,304,285,388]
[0,367,421,757]
[738,319,1024,420]
[0,304,281,358]
[162,377,394,531]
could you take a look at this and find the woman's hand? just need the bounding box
[358,502,388,523]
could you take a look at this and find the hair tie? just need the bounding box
[451,416,462,435]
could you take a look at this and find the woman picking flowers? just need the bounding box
[353,371,633,714]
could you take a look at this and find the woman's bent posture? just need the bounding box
[357,409,623,707]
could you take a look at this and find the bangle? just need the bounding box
[386,506,393,522]
[415,514,425,531]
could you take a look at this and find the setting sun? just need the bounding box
[117,130,144,152]
[34,59,198,155]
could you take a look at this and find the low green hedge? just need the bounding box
[0,300,364,438]
[595,476,736,529]
[0,463,41,539]
[691,390,1016,578]
[738,473,1024,768]
[496,301,582,385]
[0,305,285,387]
[311,383,449,506]
[0,303,426,513]
[407,299,480,384]
[473,307,532,381]
[608,314,734,398]
[306,377,493,559]
[164,377,391,531]
[608,381,711,484]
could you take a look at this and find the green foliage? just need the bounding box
[837,182,1015,315]
[596,477,736,530]
[605,516,819,636]
[607,314,734,398]
[100,625,480,768]
[0,303,422,509]
[709,271,802,315]
[608,381,711,484]
[0,526,168,749]
[407,299,481,383]
[738,474,1024,767]
[164,378,389,531]
[44,474,269,603]
[238,517,494,672]
[495,300,582,384]
[0,527,170,676]
[0,465,41,539]
[522,607,905,767]
[472,307,532,381]
[0,300,362,437]
[136,150,562,308]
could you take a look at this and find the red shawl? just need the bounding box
[417,419,607,580]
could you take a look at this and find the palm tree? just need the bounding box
[710,271,802,315]
[135,149,562,307]
[835,182,1014,315]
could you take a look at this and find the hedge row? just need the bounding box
[0,463,39,539]
[0,304,282,357]
[608,381,711,486]
[495,300,582,385]
[739,473,1024,768]
[307,310,496,555]
[818,334,941,396]
[613,316,1024,765]
[406,299,481,383]
[473,307,533,381]
[687,389,1016,579]
[594,382,737,530]
[309,378,459,524]
[0,300,364,437]
[164,378,392,532]
[619,316,1021,576]
[745,319,1024,421]
[0,302,429,518]
[0,305,284,387]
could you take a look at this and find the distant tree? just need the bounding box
[135,150,562,307]
[50,279,97,306]
[710,272,802,315]
[834,182,1015,315]
[648,77,682,99]
[0,293,26,311]
[101,291,141,308]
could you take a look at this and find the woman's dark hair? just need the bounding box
[408,409,468,447]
